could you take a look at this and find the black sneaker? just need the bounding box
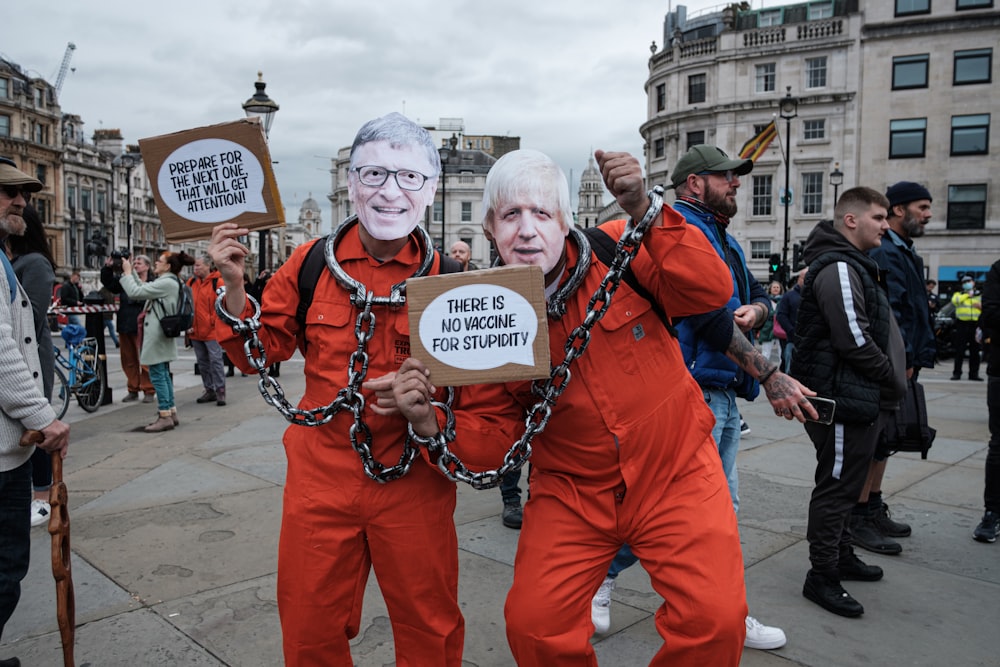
[838,552,883,581]
[740,418,751,436]
[0,657,21,667]
[502,502,523,529]
[850,514,902,555]
[872,501,911,537]
[803,570,864,617]
[973,511,1000,543]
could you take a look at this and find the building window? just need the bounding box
[97,191,106,214]
[0,115,10,137]
[806,57,827,88]
[35,165,46,185]
[947,184,987,229]
[656,83,666,112]
[758,9,782,25]
[755,63,776,93]
[654,138,665,158]
[809,2,834,19]
[803,119,826,140]
[0,78,7,98]
[892,54,930,89]
[461,201,472,222]
[889,118,927,158]
[752,175,773,216]
[802,172,824,215]
[750,240,772,260]
[951,114,990,155]
[81,189,92,212]
[954,48,992,85]
[896,0,930,15]
[433,201,442,222]
[67,185,76,211]
[957,0,993,8]
[686,131,705,150]
[688,74,706,104]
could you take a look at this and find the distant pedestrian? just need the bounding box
[99,286,120,348]
[758,280,783,365]
[951,274,983,381]
[102,255,156,403]
[187,255,227,406]
[58,271,84,326]
[776,268,806,372]
[120,251,196,432]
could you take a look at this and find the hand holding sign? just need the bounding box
[406,265,550,386]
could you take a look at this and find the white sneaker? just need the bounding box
[591,576,615,634]
[30,499,51,527]
[744,615,786,649]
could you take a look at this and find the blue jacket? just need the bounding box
[674,201,768,400]
[868,228,936,369]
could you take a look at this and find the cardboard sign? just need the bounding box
[138,118,285,242]
[406,265,550,386]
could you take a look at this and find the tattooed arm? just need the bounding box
[724,325,817,422]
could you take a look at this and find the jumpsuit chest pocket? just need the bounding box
[304,298,412,370]
[596,289,654,376]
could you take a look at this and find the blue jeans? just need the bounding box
[0,459,31,639]
[148,362,174,411]
[607,387,742,580]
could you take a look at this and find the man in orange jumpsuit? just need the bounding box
[391,149,749,665]
[209,113,464,666]
[187,255,227,406]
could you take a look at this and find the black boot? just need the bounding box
[850,510,902,555]
[803,569,864,617]
[838,552,883,581]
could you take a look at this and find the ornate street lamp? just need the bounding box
[242,72,279,274]
[829,162,844,213]
[438,133,458,251]
[779,87,798,285]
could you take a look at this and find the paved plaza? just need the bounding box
[1,334,997,666]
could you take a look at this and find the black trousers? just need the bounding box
[953,320,981,378]
[805,412,889,573]
[985,376,1000,513]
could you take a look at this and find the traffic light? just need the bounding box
[792,243,804,271]
[768,253,781,282]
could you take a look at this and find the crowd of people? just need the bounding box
[0,116,995,666]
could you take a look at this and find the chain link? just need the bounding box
[216,216,442,483]
[423,187,665,489]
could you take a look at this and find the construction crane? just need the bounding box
[54,42,76,97]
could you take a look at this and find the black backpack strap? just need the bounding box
[582,226,676,338]
[296,236,329,328]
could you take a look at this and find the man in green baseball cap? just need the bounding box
[670,144,754,191]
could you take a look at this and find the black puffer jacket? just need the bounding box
[791,220,906,423]
[101,265,148,335]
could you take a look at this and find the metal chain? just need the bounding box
[216,216,443,483]
[421,187,666,489]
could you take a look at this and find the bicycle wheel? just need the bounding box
[52,365,70,420]
[75,342,106,412]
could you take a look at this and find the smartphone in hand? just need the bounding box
[805,396,836,425]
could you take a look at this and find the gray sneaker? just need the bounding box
[973,511,1000,543]
[501,502,523,529]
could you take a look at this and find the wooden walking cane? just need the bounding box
[21,429,75,667]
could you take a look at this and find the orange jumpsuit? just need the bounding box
[448,214,747,665]
[187,270,221,341]
[217,227,464,667]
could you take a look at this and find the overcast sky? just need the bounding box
[7,0,783,231]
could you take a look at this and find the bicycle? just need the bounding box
[52,324,106,419]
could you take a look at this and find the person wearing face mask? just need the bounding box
[952,274,983,381]
[390,149,817,664]
[209,113,464,666]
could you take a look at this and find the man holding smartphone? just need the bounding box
[791,187,907,617]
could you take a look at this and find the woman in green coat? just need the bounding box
[120,250,195,432]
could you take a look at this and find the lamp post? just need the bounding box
[437,133,458,252]
[829,162,843,214]
[117,153,135,253]
[242,71,279,275]
[779,87,798,285]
